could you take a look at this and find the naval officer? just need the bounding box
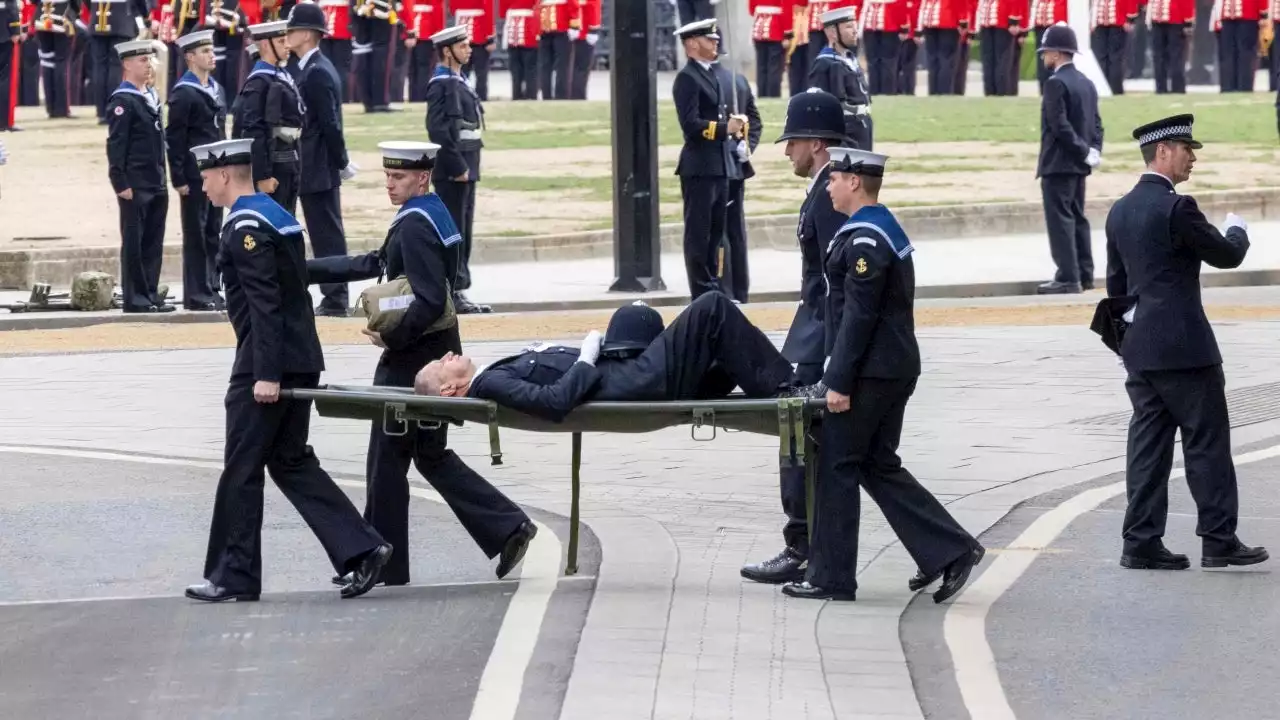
[808,6,872,149]
[233,19,304,214]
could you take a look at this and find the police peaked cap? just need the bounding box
[775,89,848,143]
[601,301,665,357]
[286,3,329,34]
[1132,113,1202,149]
[1036,22,1078,55]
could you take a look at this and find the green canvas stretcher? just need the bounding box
[282,385,827,575]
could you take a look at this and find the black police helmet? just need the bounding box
[1036,22,1078,55]
[601,301,665,358]
[775,89,848,143]
[287,3,328,34]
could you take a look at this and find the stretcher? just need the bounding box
[282,385,827,575]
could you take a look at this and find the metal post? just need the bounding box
[567,431,582,575]
[607,0,665,292]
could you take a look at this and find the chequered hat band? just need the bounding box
[1138,125,1192,146]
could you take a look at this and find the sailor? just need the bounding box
[86,0,149,124]
[184,137,392,602]
[106,39,172,313]
[33,0,80,119]
[426,24,491,314]
[741,89,848,586]
[233,19,303,214]
[1105,115,1268,570]
[671,18,745,300]
[288,2,358,316]
[781,146,984,602]
[308,140,537,587]
[166,29,227,311]
[808,6,873,149]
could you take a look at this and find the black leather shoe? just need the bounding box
[314,306,350,318]
[184,301,219,311]
[4,125,23,132]
[1202,540,1269,568]
[1120,546,1190,570]
[497,521,538,579]
[453,292,492,314]
[1036,280,1083,294]
[1081,278,1095,291]
[185,581,259,602]
[123,304,176,314]
[331,572,353,586]
[341,543,393,599]
[933,545,985,604]
[741,547,807,584]
[781,581,856,601]
[776,381,827,400]
[908,568,942,591]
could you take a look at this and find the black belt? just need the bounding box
[272,149,299,164]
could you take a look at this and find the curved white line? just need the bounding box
[943,442,1280,719]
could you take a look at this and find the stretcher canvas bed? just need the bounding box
[283,386,828,574]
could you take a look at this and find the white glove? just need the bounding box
[340,161,359,181]
[735,139,749,163]
[1224,212,1248,233]
[586,32,599,45]
[568,28,580,41]
[1085,147,1101,168]
[578,330,602,366]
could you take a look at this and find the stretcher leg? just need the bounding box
[567,431,582,575]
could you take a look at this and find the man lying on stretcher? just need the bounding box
[413,292,827,422]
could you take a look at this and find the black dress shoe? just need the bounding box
[741,547,807,584]
[123,304,176,314]
[314,306,350,318]
[908,568,941,591]
[1081,278,1095,291]
[776,381,828,400]
[331,572,352,586]
[781,581,856,601]
[1120,546,1190,570]
[1202,540,1269,568]
[453,292,492,314]
[185,581,259,602]
[341,543,393,599]
[184,301,219,311]
[933,545,985,604]
[4,125,23,132]
[1036,280,1083,295]
[497,521,538,579]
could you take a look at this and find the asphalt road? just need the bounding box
[0,451,599,719]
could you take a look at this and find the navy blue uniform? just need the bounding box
[166,71,227,308]
[807,47,872,148]
[1105,173,1250,557]
[232,60,304,214]
[806,205,977,594]
[1037,61,1103,289]
[297,47,351,313]
[307,194,530,584]
[86,0,149,120]
[106,81,169,311]
[426,65,484,292]
[203,193,385,594]
[673,59,740,300]
[33,0,78,118]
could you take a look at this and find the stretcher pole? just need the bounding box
[567,431,582,575]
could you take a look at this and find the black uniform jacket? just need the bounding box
[2,0,19,42]
[672,59,738,178]
[1036,62,1103,178]
[468,346,601,423]
[106,82,167,194]
[165,72,227,191]
[233,61,304,184]
[782,165,847,367]
[809,46,870,108]
[732,72,762,180]
[218,192,326,382]
[822,204,922,394]
[86,0,148,37]
[297,48,349,195]
[425,65,484,182]
[1105,173,1250,372]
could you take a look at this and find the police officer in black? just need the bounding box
[166,30,227,311]
[234,20,303,214]
[1035,22,1103,295]
[307,140,537,587]
[782,147,984,603]
[107,40,173,313]
[741,89,848,586]
[86,0,149,124]
[185,137,392,602]
[1105,114,1268,571]
[672,18,745,301]
[426,25,491,314]
[809,7,873,150]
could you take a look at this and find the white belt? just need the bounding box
[459,129,482,140]
[844,104,871,116]
[274,127,302,142]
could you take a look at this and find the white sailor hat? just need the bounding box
[114,39,158,59]
[176,29,215,51]
[828,146,889,176]
[191,138,255,171]
[821,6,858,25]
[674,18,719,40]
[249,20,289,39]
[379,140,440,170]
[430,25,469,47]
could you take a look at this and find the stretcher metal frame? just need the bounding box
[283,386,826,575]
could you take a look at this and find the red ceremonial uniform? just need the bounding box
[240,0,262,25]
[536,0,574,33]
[1092,0,1138,27]
[501,0,538,46]
[1028,0,1065,26]
[318,0,351,39]
[1212,0,1267,27]
[861,0,912,31]
[577,0,600,29]
[975,0,1024,27]
[403,0,442,39]
[808,0,859,31]
[452,0,493,42]
[1147,0,1193,23]
[917,0,973,29]
[751,0,787,42]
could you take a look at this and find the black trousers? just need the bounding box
[270,161,300,216]
[979,27,1017,95]
[1128,8,1149,77]
[806,377,976,592]
[1123,365,1240,556]
[320,38,355,103]
[389,35,405,103]
[300,189,349,311]
[807,29,827,67]
[464,42,490,101]
[779,361,824,555]
[1092,26,1129,94]
[676,0,714,22]
[1152,23,1188,93]
[897,37,919,95]
[1271,21,1280,91]
[925,28,961,95]
[435,179,476,291]
[366,326,529,584]
[1040,173,1092,285]
[844,112,873,150]
[680,175,729,300]
[165,42,186,93]
[955,35,971,94]
[179,187,222,306]
[1217,20,1259,92]
[570,37,594,99]
[118,190,168,310]
[361,24,392,110]
[863,31,900,94]
[20,37,41,106]
[204,373,386,594]
[0,41,13,129]
[37,34,72,118]
[70,32,89,106]
[509,46,538,99]
[214,32,243,96]
[539,31,571,100]
[90,35,124,119]
[1033,27,1051,89]
[788,41,811,95]
[754,41,784,97]
[724,177,749,303]
[408,42,436,102]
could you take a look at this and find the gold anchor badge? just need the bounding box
[243,236,256,251]
[855,257,868,275]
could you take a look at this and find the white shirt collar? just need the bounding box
[696,59,714,71]
[299,47,320,70]
[1143,170,1175,186]
[1053,60,1073,73]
